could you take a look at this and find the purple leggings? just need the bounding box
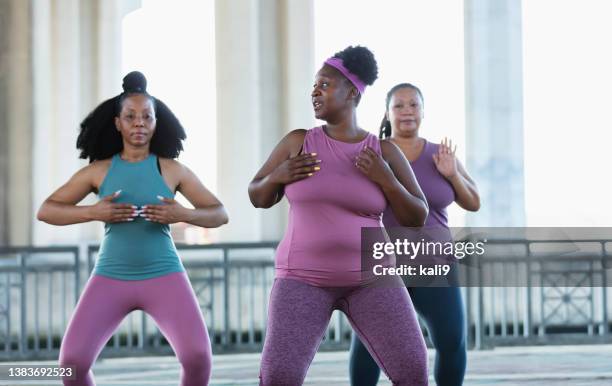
[260,278,428,385]
[59,272,211,386]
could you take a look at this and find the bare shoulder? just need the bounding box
[159,157,188,175]
[84,158,113,191]
[286,128,307,138]
[158,157,182,169]
[88,158,112,178]
[379,138,403,161]
[285,129,307,145]
[284,129,308,157]
[90,158,112,170]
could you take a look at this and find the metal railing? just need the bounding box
[0,246,79,359]
[1,239,612,360]
[463,239,612,348]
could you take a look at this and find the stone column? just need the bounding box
[31,0,141,245]
[215,0,314,241]
[0,0,33,245]
[0,0,11,245]
[464,0,526,226]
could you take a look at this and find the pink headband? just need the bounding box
[324,57,366,94]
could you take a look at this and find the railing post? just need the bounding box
[464,264,473,348]
[74,247,80,302]
[5,273,11,354]
[601,241,608,336]
[139,309,147,349]
[475,254,484,349]
[223,247,230,347]
[525,242,532,338]
[19,253,27,355]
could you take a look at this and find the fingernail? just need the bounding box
[310,152,317,156]
[145,218,151,221]
[131,205,138,209]
[142,205,147,209]
[157,195,164,200]
[316,159,322,163]
[115,189,122,195]
[126,218,134,222]
[314,166,320,171]
[308,173,313,177]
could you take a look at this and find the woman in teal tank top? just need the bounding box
[37,72,228,386]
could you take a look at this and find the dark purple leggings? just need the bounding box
[260,278,428,385]
[59,272,211,386]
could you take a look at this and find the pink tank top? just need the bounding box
[275,126,389,286]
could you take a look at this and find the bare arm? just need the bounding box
[356,141,428,226]
[37,162,134,225]
[248,129,320,208]
[448,160,480,211]
[142,161,228,228]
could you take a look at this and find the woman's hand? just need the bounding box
[355,147,394,187]
[89,190,136,223]
[433,137,458,179]
[141,196,187,224]
[268,152,321,184]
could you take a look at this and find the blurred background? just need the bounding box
[2,0,611,248]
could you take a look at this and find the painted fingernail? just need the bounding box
[131,205,138,209]
[316,159,322,163]
[145,218,151,221]
[157,195,164,200]
[314,166,320,171]
[126,218,134,222]
[308,173,313,176]
[310,152,317,156]
[115,189,122,195]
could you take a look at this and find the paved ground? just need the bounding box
[1,345,612,385]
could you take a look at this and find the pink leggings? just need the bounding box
[260,278,428,385]
[59,272,211,386]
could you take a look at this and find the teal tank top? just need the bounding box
[95,154,184,280]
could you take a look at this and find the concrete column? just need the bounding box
[0,0,11,245]
[464,0,525,226]
[215,0,314,242]
[31,0,85,246]
[31,0,140,245]
[0,0,33,245]
[97,0,141,99]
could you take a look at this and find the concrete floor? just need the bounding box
[1,344,612,385]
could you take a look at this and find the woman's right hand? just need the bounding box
[268,153,321,184]
[90,190,136,223]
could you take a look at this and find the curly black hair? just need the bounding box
[76,71,186,162]
[379,83,424,139]
[332,45,378,86]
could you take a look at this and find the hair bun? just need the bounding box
[122,71,147,93]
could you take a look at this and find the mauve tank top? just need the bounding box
[383,139,456,228]
[275,126,390,286]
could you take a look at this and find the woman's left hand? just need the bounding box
[355,147,394,187]
[141,196,187,224]
[433,137,458,179]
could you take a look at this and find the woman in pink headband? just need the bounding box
[249,46,430,385]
